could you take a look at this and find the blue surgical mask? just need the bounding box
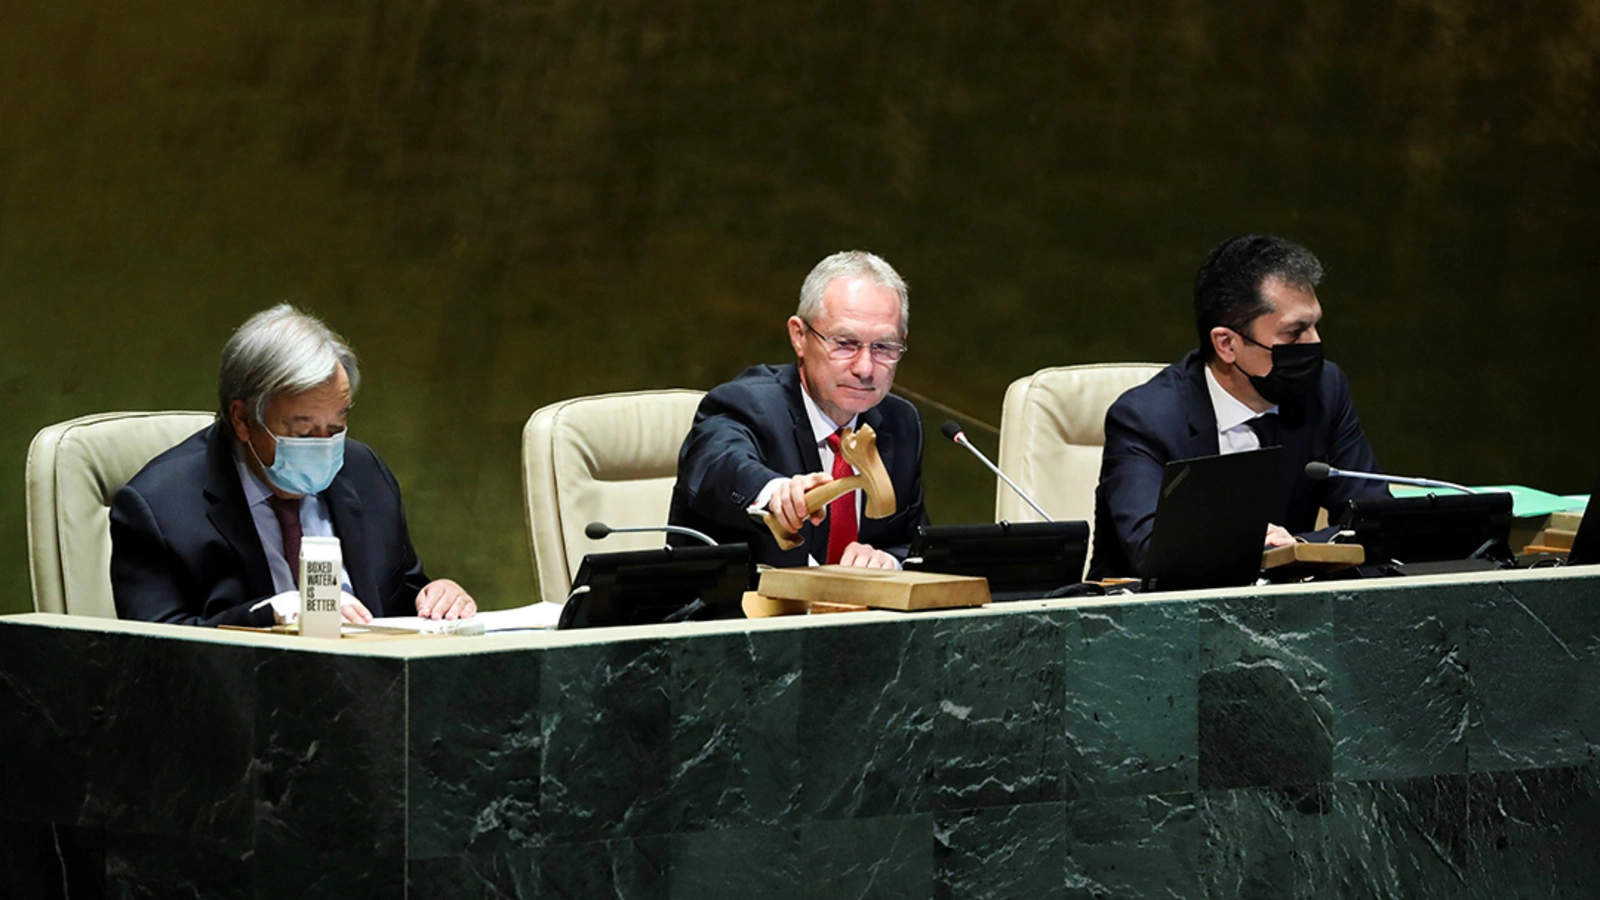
[249,430,346,496]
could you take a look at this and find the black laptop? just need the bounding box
[1142,447,1280,592]
[558,543,752,629]
[905,520,1091,600]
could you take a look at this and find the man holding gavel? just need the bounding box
[669,250,929,568]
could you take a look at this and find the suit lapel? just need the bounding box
[323,473,376,612]
[1182,353,1223,458]
[201,423,276,601]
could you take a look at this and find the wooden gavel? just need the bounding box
[761,424,898,550]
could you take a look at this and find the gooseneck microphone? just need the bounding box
[585,521,720,546]
[1304,462,1479,495]
[940,420,1055,521]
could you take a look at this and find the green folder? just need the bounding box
[1390,484,1586,519]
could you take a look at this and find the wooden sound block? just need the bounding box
[1262,542,1365,574]
[1531,528,1577,551]
[1548,511,1585,532]
[757,566,991,611]
[741,592,870,618]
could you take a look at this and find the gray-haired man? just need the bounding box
[111,304,474,627]
[668,251,929,569]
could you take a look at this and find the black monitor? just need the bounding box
[558,543,753,630]
[905,521,1090,598]
[1337,492,1514,565]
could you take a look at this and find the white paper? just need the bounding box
[368,602,564,634]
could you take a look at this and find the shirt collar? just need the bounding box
[233,452,276,509]
[799,384,858,444]
[1204,363,1277,433]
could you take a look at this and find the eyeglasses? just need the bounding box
[802,320,907,363]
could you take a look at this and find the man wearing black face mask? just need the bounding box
[1086,234,1387,579]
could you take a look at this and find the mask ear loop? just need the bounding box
[1227,328,1271,380]
[242,421,289,492]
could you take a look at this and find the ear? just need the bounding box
[787,315,807,359]
[1210,326,1239,364]
[228,400,253,444]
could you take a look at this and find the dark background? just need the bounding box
[3,0,1596,612]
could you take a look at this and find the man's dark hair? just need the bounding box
[1193,235,1323,360]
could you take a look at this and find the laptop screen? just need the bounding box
[1143,447,1280,592]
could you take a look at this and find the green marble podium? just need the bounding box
[4,566,1600,898]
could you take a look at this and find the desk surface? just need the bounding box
[6,561,1592,656]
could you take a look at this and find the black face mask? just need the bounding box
[1233,337,1324,407]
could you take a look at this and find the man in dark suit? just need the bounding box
[111,304,475,627]
[1088,235,1387,580]
[669,251,928,568]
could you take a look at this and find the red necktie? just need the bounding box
[824,430,858,564]
[269,495,304,584]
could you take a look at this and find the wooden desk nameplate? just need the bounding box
[744,566,991,618]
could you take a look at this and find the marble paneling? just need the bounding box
[1197,784,1333,899]
[934,802,1068,900]
[10,570,1600,897]
[1329,583,1473,781]
[539,638,673,843]
[1199,591,1333,790]
[668,825,803,900]
[1063,792,1200,899]
[536,834,669,900]
[407,849,538,900]
[800,813,933,900]
[0,626,115,825]
[0,821,106,900]
[103,830,251,900]
[1466,578,1600,773]
[85,636,258,851]
[930,612,1067,810]
[798,621,938,820]
[1064,599,1198,799]
[409,648,542,858]
[251,650,408,898]
[669,630,802,831]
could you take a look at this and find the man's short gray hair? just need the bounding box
[217,303,360,423]
[796,251,910,336]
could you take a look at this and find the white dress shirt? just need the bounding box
[1204,364,1278,456]
[749,389,869,566]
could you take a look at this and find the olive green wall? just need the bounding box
[4,1,1597,612]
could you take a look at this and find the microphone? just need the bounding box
[939,420,1054,521]
[585,521,719,546]
[1303,462,1479,495]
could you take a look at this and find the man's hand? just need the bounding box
[415,578,476,620]
[266,590,372,625]
[340,592,373,624]
[837,541,897,569]
[766,471,834,535]
[1264,524,1296,549]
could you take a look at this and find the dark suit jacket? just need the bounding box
[1087,350,1386,580]
[668,363,929,567]
[110,422,430,627]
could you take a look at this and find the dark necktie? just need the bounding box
[824,430,859,565]
[1246,414,1280,449]
[269,495,303,584]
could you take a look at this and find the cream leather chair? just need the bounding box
[995,364,1165,543]
[522,389,705,603]
[26,411,214,617]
